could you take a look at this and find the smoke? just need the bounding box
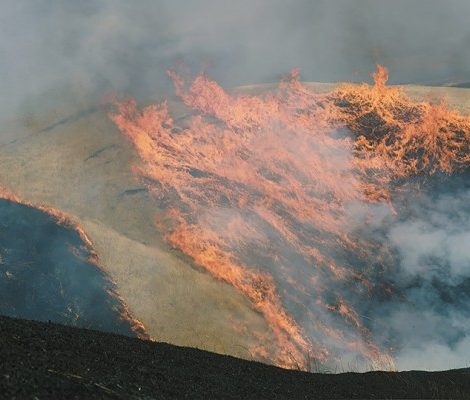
[2,0,470,119]
[373,183,470,370]
[310,176,470,371]
[389,189,470,282]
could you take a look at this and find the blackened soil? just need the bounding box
[1,315,470,399]
[0,199,137,336]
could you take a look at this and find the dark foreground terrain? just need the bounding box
[1,315,470,399]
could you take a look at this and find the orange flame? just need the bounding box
[110,65,469,370]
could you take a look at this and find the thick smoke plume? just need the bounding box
[3,0,470,119]
[378,183,470,370]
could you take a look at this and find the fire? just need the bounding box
[334,66,470,179]
[110,65,469,370]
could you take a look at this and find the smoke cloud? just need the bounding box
[2,0,470,118]
[376,183,470,370]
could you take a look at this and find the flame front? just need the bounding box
[110,66,469,370]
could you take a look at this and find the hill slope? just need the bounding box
[1,84,469,365]
[1,315,470,399]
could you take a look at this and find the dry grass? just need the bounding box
[0,100,272,361]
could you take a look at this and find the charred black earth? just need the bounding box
[1,315,470,399]
[0,199,137,336]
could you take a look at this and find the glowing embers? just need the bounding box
[110,66,469,370]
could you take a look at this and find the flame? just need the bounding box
[110,65,469,370]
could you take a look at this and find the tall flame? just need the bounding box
[110,65,469,370]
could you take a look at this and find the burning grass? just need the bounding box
[110,66,470,370]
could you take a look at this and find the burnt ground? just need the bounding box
[0,199,138,337]
[1,315,470,399]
